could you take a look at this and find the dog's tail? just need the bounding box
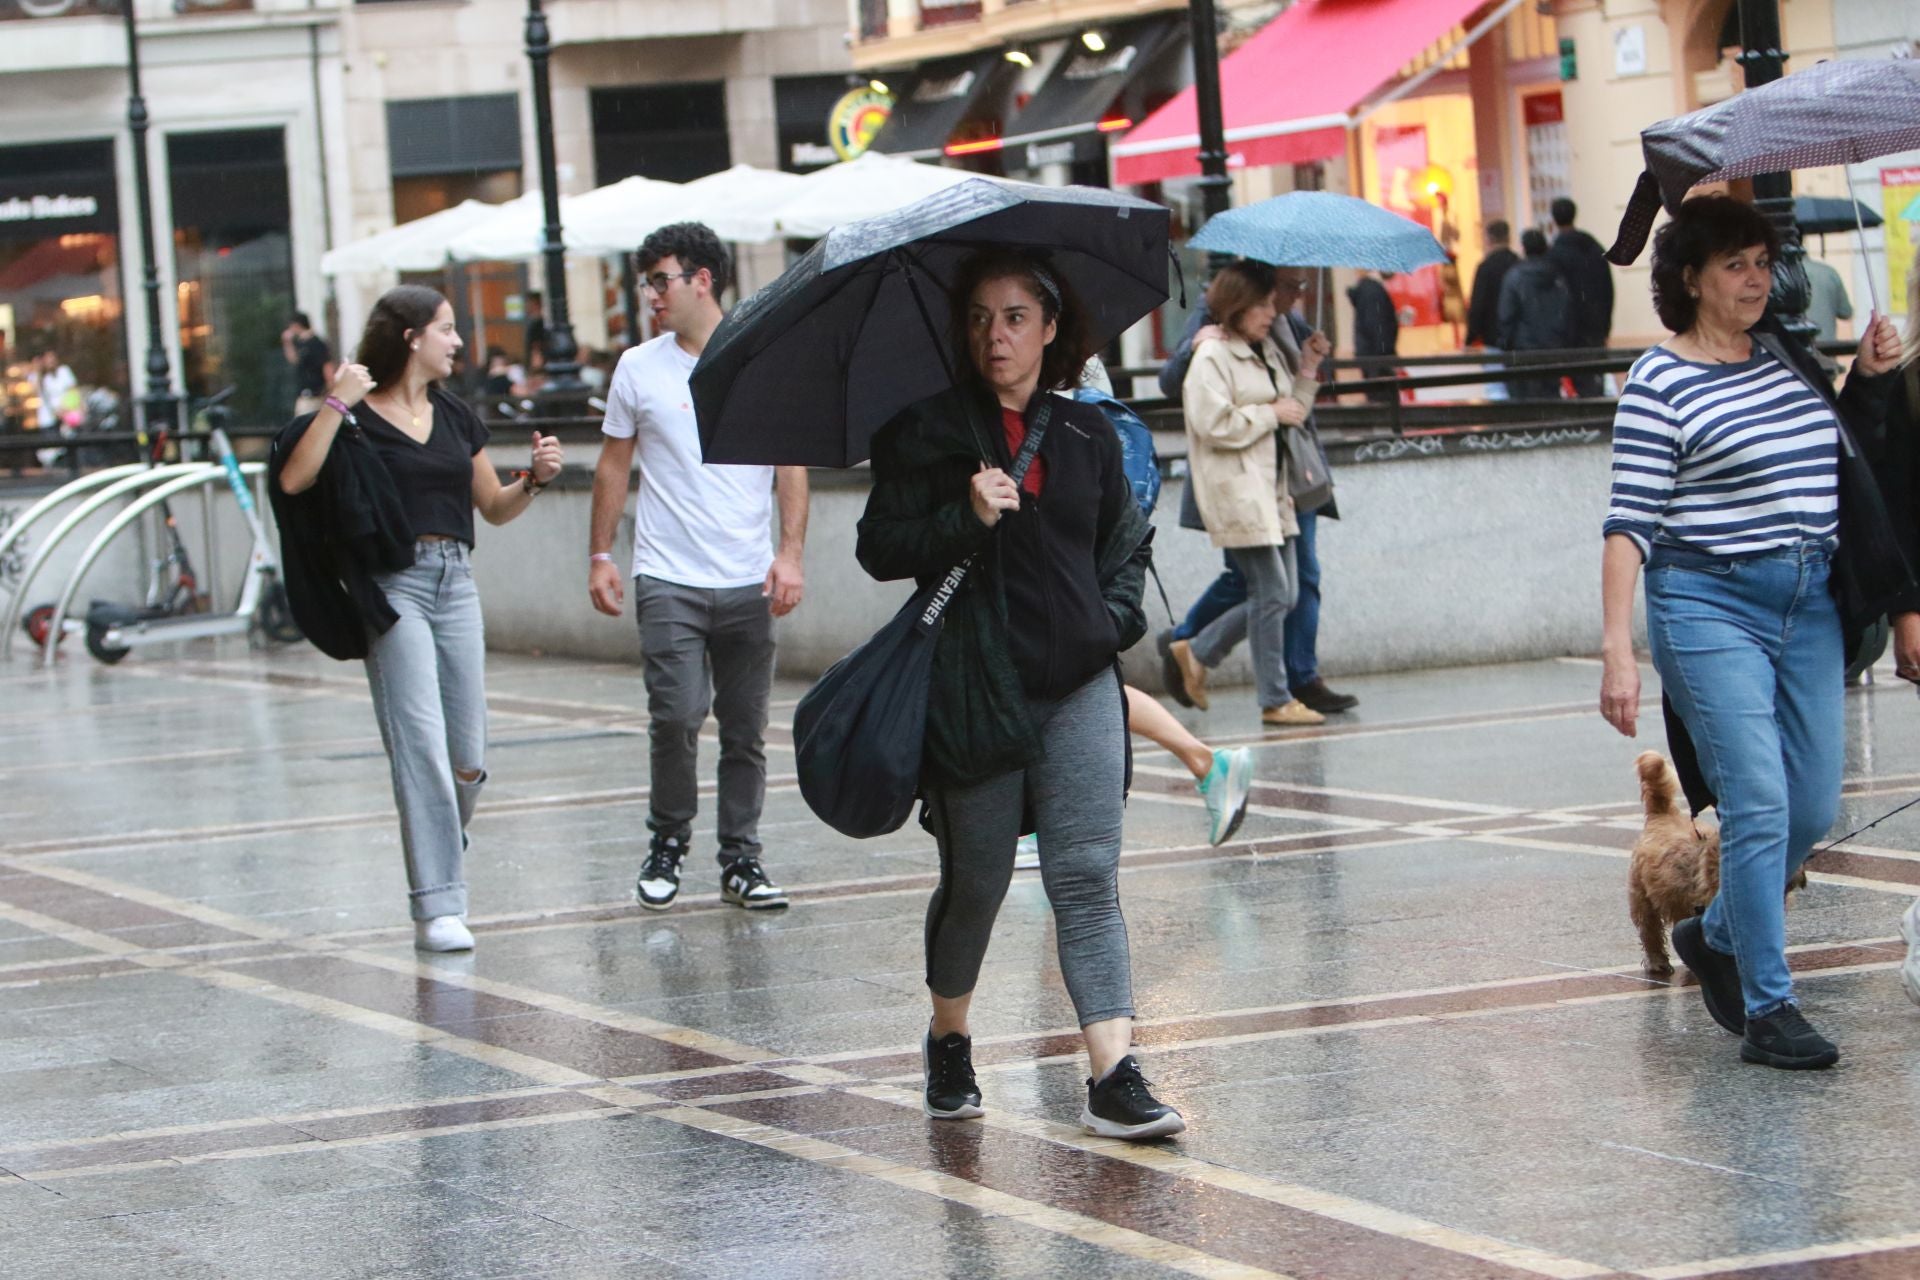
[1636,750,1684,819]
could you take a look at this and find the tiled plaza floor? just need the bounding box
[3,639,1919,1278]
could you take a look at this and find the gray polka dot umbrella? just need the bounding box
[1606,56,1920,310]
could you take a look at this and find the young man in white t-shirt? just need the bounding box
[588,223,809,912]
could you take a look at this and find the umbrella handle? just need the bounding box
[1848,180,1884,317]
[898,248,995,462]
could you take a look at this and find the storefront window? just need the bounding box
[591,84,730,185]
[168,128,293,425]
[0,139,124,435]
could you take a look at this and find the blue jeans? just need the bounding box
[1283,510,1322,689]
[1175,511,1325,689]
[1646,541,1843,1019]
[366,541,489,921]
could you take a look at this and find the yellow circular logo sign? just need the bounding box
[829,89,894,162]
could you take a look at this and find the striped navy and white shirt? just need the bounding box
[1603,344,1840,559]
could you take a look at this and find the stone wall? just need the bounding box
[469,432,1635,688]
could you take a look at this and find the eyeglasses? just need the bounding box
[641,270,698,295]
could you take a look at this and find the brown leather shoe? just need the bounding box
[1169,639,1210,711]
[1261,700,1325,727]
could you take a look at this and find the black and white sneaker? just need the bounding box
[1082,1055,1185,1140]
[720,856,788,910]
[923,1029,984,1120]
[636,833,687,911]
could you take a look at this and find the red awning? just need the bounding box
[1111,0,1493,187]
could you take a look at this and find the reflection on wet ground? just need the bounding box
[3,641,1919,1277]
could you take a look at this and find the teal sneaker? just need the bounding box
[1197,748,1253,846]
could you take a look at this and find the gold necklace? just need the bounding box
[380,390,429,430]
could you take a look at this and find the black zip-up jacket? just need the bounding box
[267,413,415,660]
[1857,360,1920,617]
[857,382,1153,789]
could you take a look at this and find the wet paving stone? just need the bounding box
[4,641,1920,1276]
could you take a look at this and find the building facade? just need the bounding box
[0,0,349,429]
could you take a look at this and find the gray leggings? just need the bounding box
[365,541,488,921]
[923,672,1134,1026]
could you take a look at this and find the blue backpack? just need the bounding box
[1070,388,1160,517]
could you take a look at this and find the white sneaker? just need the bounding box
[1900,900,1920,1007]
[415,915,475,952]
[1014,833,1040,870]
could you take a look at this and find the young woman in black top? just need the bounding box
[278,285,562,951]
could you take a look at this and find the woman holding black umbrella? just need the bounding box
[855,249,1181,1140]
[1598,195,1905,1069]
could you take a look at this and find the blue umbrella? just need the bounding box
[1188,192,1448,273]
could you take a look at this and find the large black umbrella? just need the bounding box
[1607,57,1920,309]
[693,178,1170,468]
[1793,195,1882,237]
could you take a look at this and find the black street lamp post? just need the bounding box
[122,0,177,439]
[1735,0,1815,346]
[1186,0,1232,232]
[523,0,584,391]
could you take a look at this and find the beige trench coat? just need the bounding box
[1182,334,1319,549]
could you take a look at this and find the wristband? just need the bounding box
[514,468,547,495]
[323,395,355,419]
[589,552,614,565]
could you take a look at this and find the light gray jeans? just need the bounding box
[365,541,487,921]
[1192,542,1298,709]
[633,575,775,864]
[923,672,1133,1027]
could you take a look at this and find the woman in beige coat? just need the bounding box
[1168,260,1328,727]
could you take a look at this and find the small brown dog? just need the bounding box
[1628,750,1805,976]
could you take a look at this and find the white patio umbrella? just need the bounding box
[551,175,688,257]
[319,199,501,276]
[678,164,807,243]
[766,153,998,240]
[446,190,607,263]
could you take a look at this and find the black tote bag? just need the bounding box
[793,399,1050,838]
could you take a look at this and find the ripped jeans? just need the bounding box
[367,540,488,921]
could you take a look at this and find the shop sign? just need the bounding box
[1026,141,1077,170]
[1882,166,1920,319]
[911,69,975,105]
[0,194,100,223]
[1613,25,1647,77]
[828,87,893,162]
[1061,45,1138,82]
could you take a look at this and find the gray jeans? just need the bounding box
[1192,542,1299,709]
[924,672,1134,1027]
[366,541,488,921]
[633,575,775,863]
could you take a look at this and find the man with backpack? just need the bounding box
[1154,264,1360,717]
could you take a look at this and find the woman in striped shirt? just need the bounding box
[1599,195,1905,1070]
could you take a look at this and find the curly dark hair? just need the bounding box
[637,221,731,296]
[356,284,449,389]
[948,249,1093,393]
[1649,195,1780,334]
[1204,260,1278,338]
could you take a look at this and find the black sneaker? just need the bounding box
[1081,1055,1186,1140]
[1294,678,1359,714]
[1670,916,1745,1035]
[720,856,788,910]
[1156,629,1194,709]
[636,832,687,911]
[1741,1005,1840,1070]
[922,1029,984,1120]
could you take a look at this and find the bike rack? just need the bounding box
[0,464,151,571]
[39,465,265,668]
[0,464,214,660]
